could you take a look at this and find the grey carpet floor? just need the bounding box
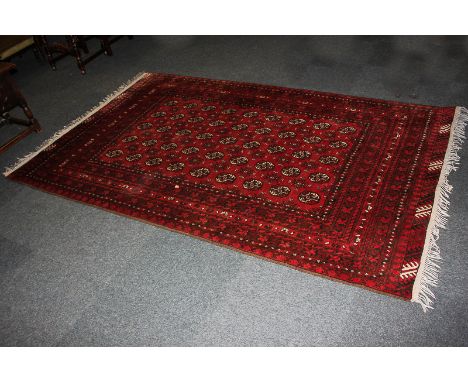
[0,36,467,346]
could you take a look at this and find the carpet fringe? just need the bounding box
[3,72,149,177]
[412,106,467,312]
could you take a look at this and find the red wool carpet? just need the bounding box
[5,73,466,311]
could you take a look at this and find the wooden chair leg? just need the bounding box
[0,62,42,154]
[21,103,41,132]
[68,36,86,74]
[32,44,43,62]
[100,37,113,56]
[0,110,41,154]
[77,36,89,54]
[39,36,56,70]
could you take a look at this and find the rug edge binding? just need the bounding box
[4,79,466,310]
[2,72,150,177]
[412,106,467,312]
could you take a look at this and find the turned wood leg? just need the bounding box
[32,43,43,62]
[69,36,86,74]
[39,36,56,70]
[101,37,113,56]
[77,36,89,54]
[3,105,41,133]
[0,62,42,154]
[20,103,41,132]
[0,110,40,154]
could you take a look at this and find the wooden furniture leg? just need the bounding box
[38,36,56,70]
[99,36,113,56]
[34,36,131,74]
[0,62,41,154]
[67,36,86,74]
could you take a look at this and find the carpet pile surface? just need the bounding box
[5,72,466,310]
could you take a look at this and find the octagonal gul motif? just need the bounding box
[339,126,356,134]
[205,151,224,160]
[267,145,286,154]
[282,167,301,177]
[232,124,248,131]
[330,141,348,148]
[309,173,330,182]
[145,158,163,166]
[243,141,261,149]
[126,154,142,162]
[167,162,185,171]
[255,127,272,134]
[230,156,248,165]
[243,179,263,190]
[215,173,236,183]
[138,122,153,130]
[188,116,204,123]
[142,139,157,147]
[289,118,306,125]
[255,161,275,170]
[298,191,320,204]
[278,131,296,138]
[292,150,311,159]
[122,135,138,142]
[182,146,199,154]
[269,185,291,197]
[303,136,322,144]
[190,168,210,178]
[106,149,123,158]
[313,122,331,130]
[319,156,339,164]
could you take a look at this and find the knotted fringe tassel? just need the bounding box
[412,106,467,312]
[3,72,149,177]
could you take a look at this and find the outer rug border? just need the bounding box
[3,72,467,312]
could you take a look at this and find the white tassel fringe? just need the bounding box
[412,106,467,312]
[3,72,149,177]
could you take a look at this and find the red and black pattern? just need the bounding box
[7,73,455,300]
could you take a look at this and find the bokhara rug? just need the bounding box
[4,73,467,311]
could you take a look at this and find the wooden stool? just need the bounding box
[0,62,41,154]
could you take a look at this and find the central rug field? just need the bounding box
[5,73,466,310]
